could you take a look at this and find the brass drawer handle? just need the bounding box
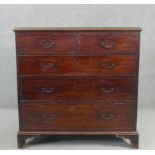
[100,87,114,94]
[41,88,55,94]
[101,41,116,49]
[100,62,116,69]
[100,114,114,120]
[41,40,55,49]
[43,114,56,120]
[40,63,55,71]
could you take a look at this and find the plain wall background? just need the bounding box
[0,4,155,108]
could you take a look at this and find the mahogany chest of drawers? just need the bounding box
[14,27,142,148]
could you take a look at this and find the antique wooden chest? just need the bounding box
[14,27,142,148]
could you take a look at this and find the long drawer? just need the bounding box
[18,55,137,76]
[20,101,136,130]
[20,78,136,100]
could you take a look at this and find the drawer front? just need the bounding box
[20,101,136,130]
[18,55,137,76]
[16,33,76,54]
[79,32,139,54]
[20,78,136,101]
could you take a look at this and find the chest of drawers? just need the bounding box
[14,27,142,148]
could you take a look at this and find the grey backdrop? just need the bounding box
[0,4,155,108]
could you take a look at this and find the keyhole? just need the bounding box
[75,58,79,62]
[76,106,79,110]
[76,80,80,84]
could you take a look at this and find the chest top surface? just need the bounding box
[13,27,142,32]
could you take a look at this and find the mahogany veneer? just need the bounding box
[14,27,142,148]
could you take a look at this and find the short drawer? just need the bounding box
[18,55,137,76]
[20,78,136,101]
[79,32,139,54]
[16,32,76,54]
[20,101,136,130]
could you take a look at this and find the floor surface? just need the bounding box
[0,108,154,150]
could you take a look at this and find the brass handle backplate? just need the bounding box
[101,40,116,49]
[42,114,56,120]
[41,40,55,49]
[100,114,114,120]
[100,87,114,94]
[40,63,55,71]
[41,88,55,94]
[100,62,116,69]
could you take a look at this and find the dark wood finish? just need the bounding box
[14,27,141,149]
[20,101,136,130]
[16,33,76,54]
[20,78,136,100]
[79,32,139,53]
[18,55,137,76]
[16,31,139,55]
